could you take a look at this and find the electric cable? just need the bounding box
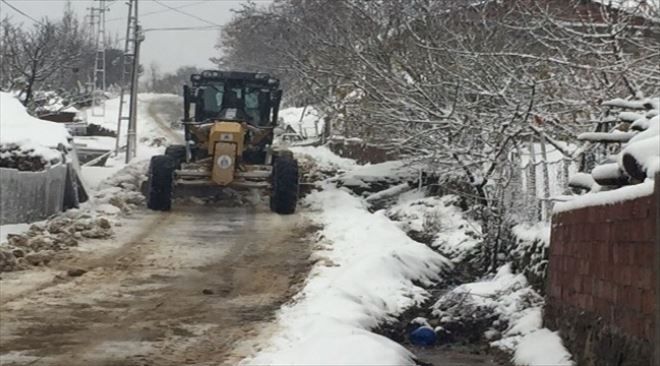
[151,0,221,27]
[1,0,44,25]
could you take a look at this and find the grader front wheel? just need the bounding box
[147,155,175,211]
[270,155,299,214]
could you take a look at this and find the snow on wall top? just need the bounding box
[0,92,70,163]
[554,179,654,213]
[559,96,658,213]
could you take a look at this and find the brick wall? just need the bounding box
[545,187,657,366]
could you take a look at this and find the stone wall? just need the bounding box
[545,184,658,366]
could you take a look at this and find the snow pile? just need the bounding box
[431,264,573,366]
[0,161,148,272]
[0,92,70,169]
[290,145,357,172]
[246,186,452,365]
[513,328,574,366]
[386,194,482,263]
[335,160,421,195]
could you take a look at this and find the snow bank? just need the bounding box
[513,328,573,366]
[246,186,452,365]
[0,92,70,164]
[290,145,357,172]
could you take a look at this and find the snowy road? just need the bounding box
[0,96,312,365]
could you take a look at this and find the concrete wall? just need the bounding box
[0,165,68,225]
[545,185,657,366]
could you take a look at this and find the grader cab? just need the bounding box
[146,70,299,214]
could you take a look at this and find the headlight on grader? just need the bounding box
[216,155,233,169]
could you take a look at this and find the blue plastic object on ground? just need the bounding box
[409,326,437,346]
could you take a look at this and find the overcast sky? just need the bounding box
[0,0,269,73]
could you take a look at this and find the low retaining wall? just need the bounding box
[545,182,658,366]
[0,165,68,225]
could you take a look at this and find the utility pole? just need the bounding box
[91,0,107,117]
[126,21,143,163]
[85,6,97,96]
[115,0,143,162]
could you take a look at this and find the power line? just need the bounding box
[1,0,44,25]
[106,0,211,22]
[144,25,221,32]
[117,25,221,42]
[151,0,221,27]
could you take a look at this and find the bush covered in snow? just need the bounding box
[386,194,483,268]
[431,264,573,365]
[504,223,551,294]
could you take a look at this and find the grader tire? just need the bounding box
[270,155,299,214]
[147,155,175,211]
[165,144,186,169]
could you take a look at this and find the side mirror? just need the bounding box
[183,85,191,122]
[271,89,282,125]
[195,89,205,119]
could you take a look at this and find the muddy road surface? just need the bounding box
[0,204,311,366]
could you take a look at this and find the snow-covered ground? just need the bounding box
[248,146,574,365]
[78,93,183,189]
[246,184,452,365]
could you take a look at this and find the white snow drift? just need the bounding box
[245,185,452,365]
[0,92,70,164]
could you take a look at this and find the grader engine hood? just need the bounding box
[209,122,245,185]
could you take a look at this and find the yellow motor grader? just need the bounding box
[146,70,299,214]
